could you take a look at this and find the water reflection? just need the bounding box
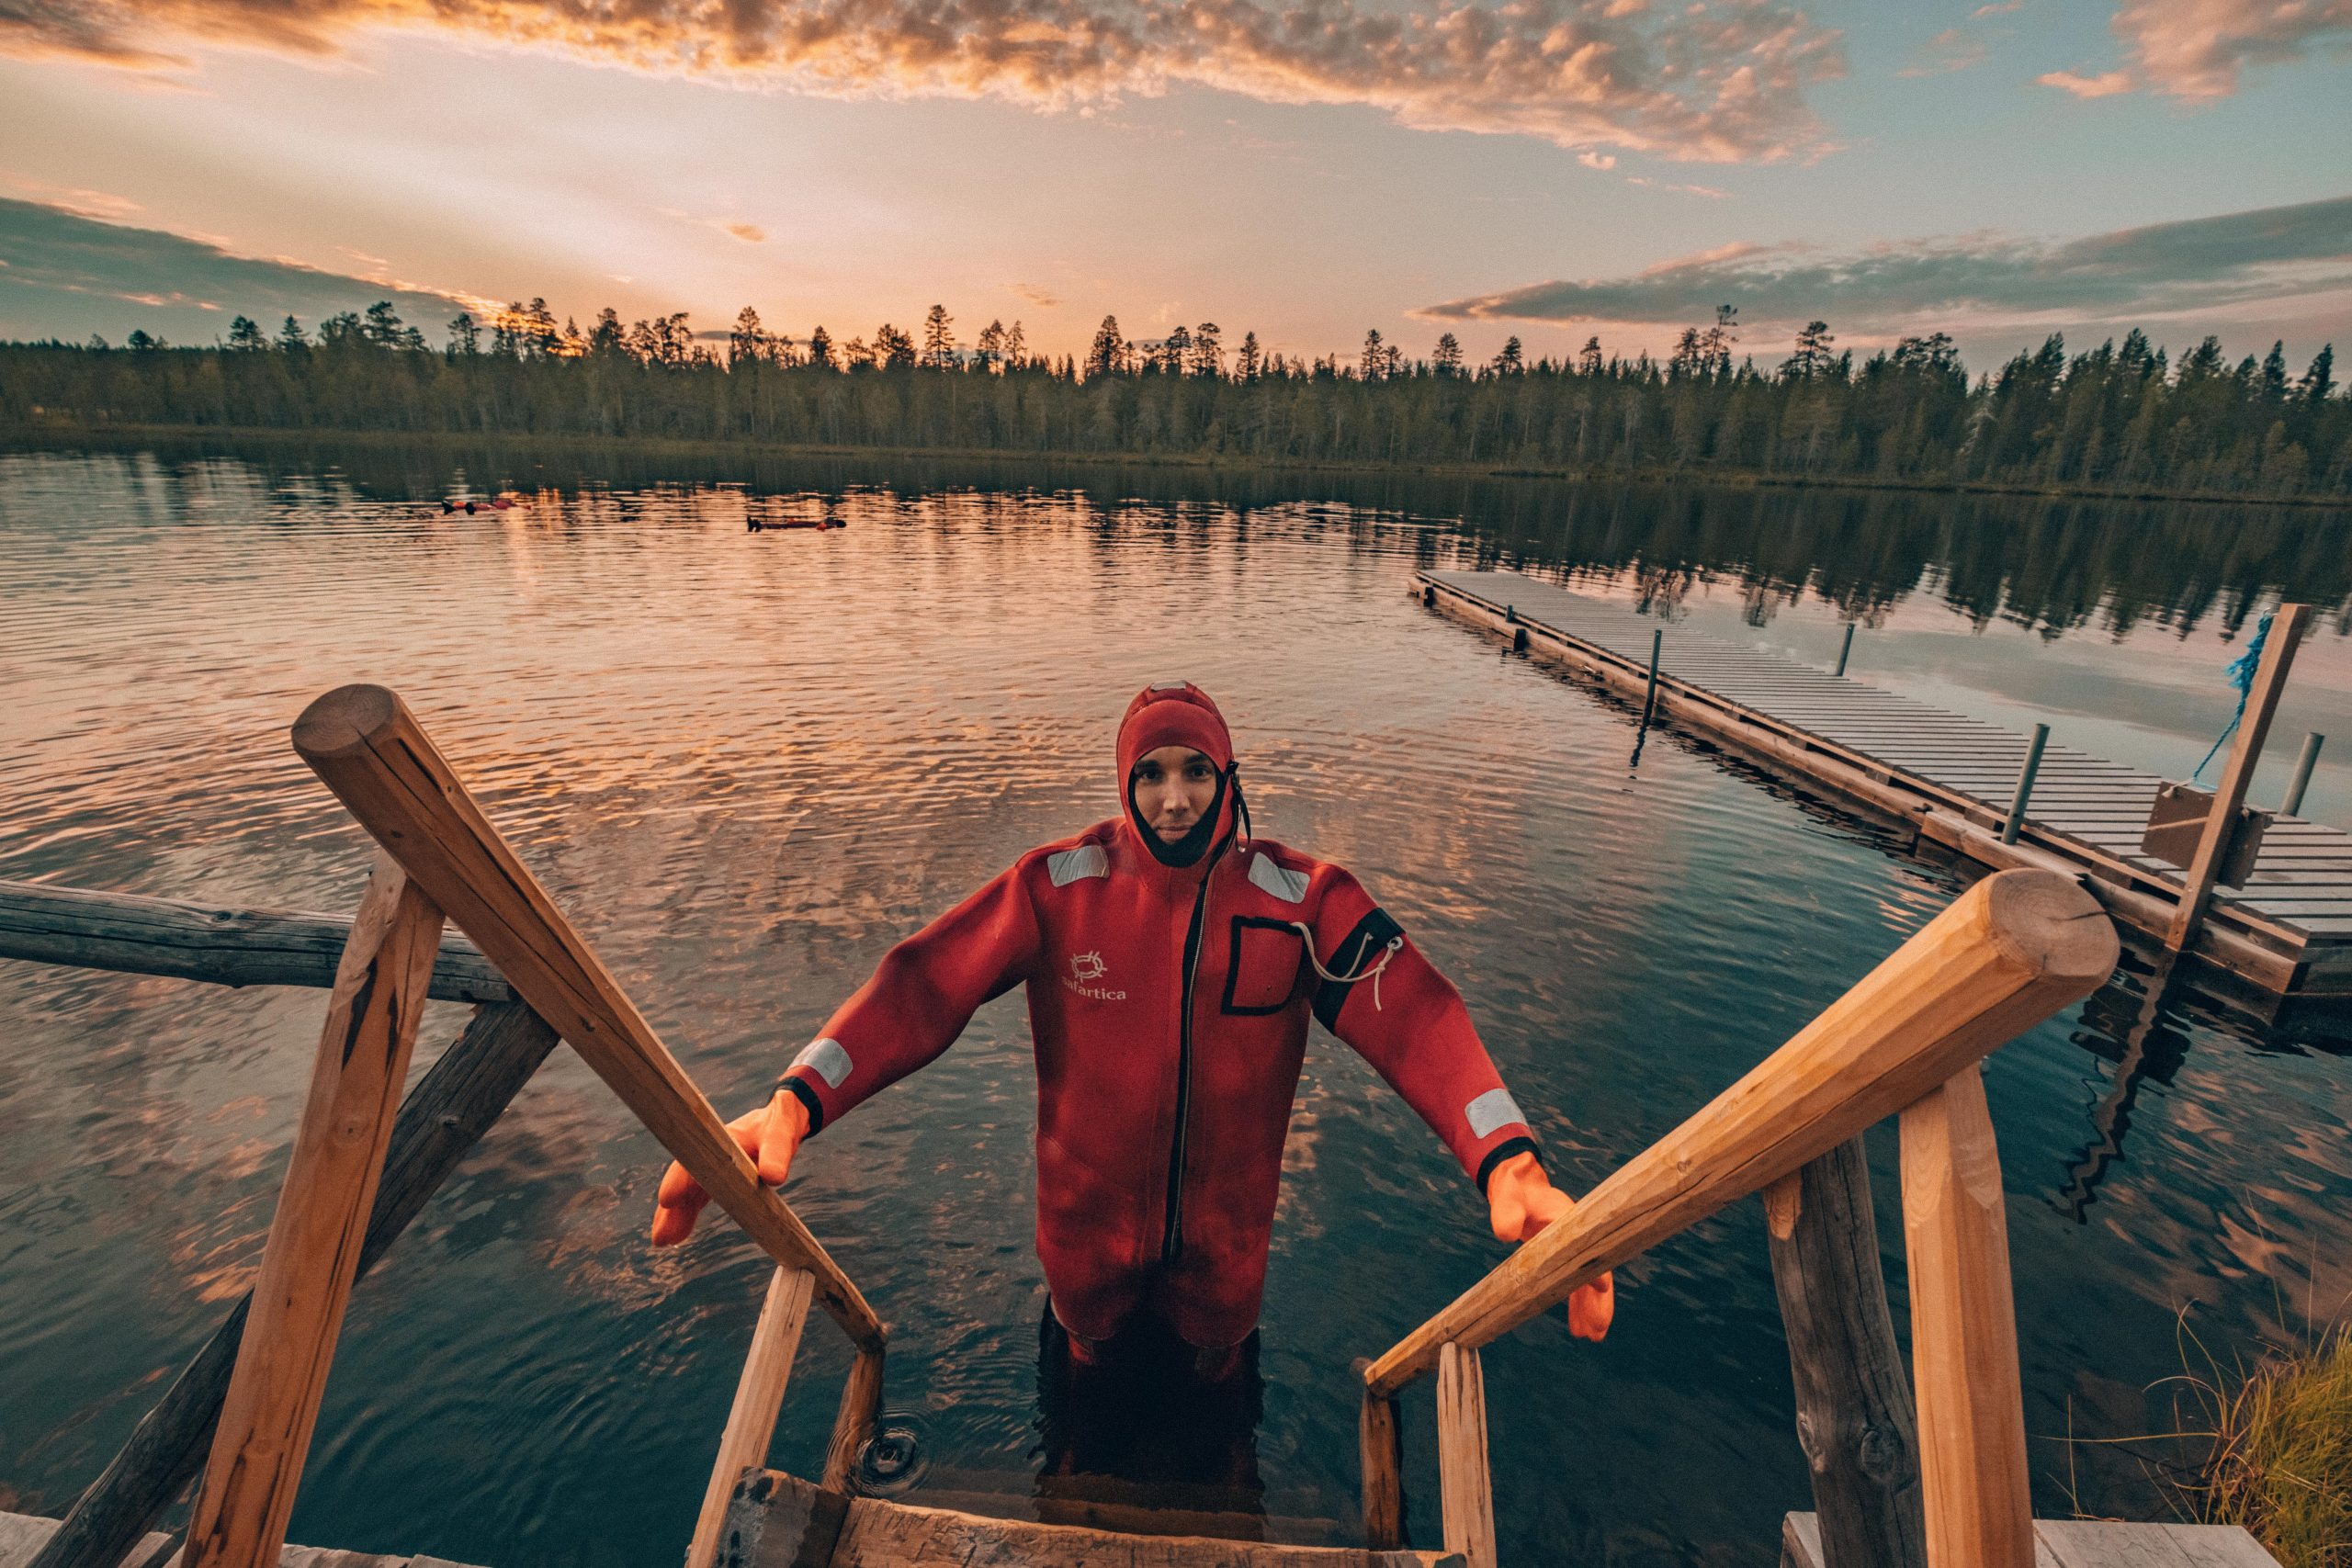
[2,446,2349,1568]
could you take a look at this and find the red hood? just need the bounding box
[1115,682,1238,866]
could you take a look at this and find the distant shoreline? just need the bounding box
[6,422,2349,512]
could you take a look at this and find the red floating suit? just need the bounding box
[782,682,1540,1349]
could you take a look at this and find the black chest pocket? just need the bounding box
[1221,917,1307,1016]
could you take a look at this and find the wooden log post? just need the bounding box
[181,854,446,1568]
[820,1347,887,1494]
[1366,869,2116,1400]
[684,1268,816,1568]
[31,999,559,1568]
[1763,1140,1927,1568]
[0,878,513,1002]
[1901,1066,2031,1568]
[2165,604,2310,952]
[289,682,882,1353]
[1434,1343,1498,1568]
[1354,1359,1406,1551]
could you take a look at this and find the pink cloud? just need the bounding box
[0,0,1848,163]
[2111,0,2352,98]
[2037,67,2135,96]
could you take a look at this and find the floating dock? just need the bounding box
[1416,569,2352,1003]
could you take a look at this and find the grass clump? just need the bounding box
[2179,1324,2352,1566]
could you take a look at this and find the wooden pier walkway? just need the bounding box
[1417,570,2352,1001]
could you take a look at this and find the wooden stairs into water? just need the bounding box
[1417,569,2352,1004]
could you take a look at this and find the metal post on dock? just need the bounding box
[1835,623,1855,679]
[2282,732,2324,817]
[1644,628,1662,717]
[2001,724,2050,845]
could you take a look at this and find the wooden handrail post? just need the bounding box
[1435,1343,1498,1568]
[1365,869,2115,1399]
[1355,1359,1406,1551]
[2166,604,2309,951]
[820,1347,887,1494]
[1764,1139,1926,1568]
[181,853,445,1568]
[684,1268,816,1568]
[289,683,883,1352]
[1901,1065,2032,1568]
[31,1000,560,1568]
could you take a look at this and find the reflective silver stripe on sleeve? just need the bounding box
[792,1037,853,1089]
[1149,679,1192,691]
[1464,1088,1524,1140]
[1248,852,1311,904]
[1046,844,1109,886]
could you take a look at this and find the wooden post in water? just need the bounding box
[2281,732,2324,817]
[289,682,882,1351]
[1764,1141,1927,1568]
[685,1267,815,1568]
[2165,604,2310,952]
[1355,1363,1406,1550]
[182,854,446,1568]
[1835,623,1856,679]
[1644,628,1663,719]
[2001,725,2049,846]
[1901,1065,2030,1568]
[820,1346,887,1493]
[1435,1343,1498,1568]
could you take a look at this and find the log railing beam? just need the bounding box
[1364,868,2116,1399]
[0,877,512,1002]
[288,682,882,1351]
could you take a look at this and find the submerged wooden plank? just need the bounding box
[1781,1514,2278,1568]
[0,1513,493,1568]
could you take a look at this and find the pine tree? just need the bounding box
[808,325,835,370]
[1085,316,1127,379]
[1433,333,1463,376]
[1237,331,1261,381]
[1578,336,1602,376]
[277,316,308,353]
[1491,336,1524,376]
[922,304,956,369]
[1188,322,1223,378]
[226,316,266,351]
[447,312,481,357]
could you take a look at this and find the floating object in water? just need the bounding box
[438,497,522,516]
[747,516,843,532]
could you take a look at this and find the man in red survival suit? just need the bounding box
[650,682,1612,1396]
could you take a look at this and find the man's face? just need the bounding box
[1131,745,1220,842]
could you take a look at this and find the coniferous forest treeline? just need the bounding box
[3,299,2345,499]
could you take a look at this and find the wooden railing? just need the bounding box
[7,684,886,1568]
[1354,867,2119,1568]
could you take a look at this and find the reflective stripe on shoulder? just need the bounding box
[792,1037,853,1089]
[1046,844,1110,886]
[1465,1089,1525,1140]
[1247,852,1311,903]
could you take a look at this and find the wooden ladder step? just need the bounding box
[721,1469,1462,1568]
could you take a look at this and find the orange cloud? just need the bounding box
[2037,67,2134,96]
[0,0,1847,162]
[2113,0,2352,98]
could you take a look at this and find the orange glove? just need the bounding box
[650,1089,810,1246]
[1485,1151,1614,1342]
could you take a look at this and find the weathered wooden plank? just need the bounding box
[1781,1514,2279,1568]
[0,879,511,1002]
[182,856,444,1568]
[1355,1361,1405,1551]
[686,1268,817,1568]
[29,1001,559,1568]
[1,1513,494,1568]
[1434,1345,1496,1568]
[1366,871,2116,1396]
[2169,607,2312,950]
[289,682,882,1352]
[1764,1140,1925,1568]
[1901,1066,2031,1568]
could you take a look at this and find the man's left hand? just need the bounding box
[1486,1151,1614,1342]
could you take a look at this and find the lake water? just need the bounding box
[4,441,2350,1567]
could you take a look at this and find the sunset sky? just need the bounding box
[2,0,2347,370]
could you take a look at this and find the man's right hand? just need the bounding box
[650,1089,811,1247]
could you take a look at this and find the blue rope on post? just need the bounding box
[2190,612,2274,786]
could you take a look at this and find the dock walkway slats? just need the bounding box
[1419,570,2352,998]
